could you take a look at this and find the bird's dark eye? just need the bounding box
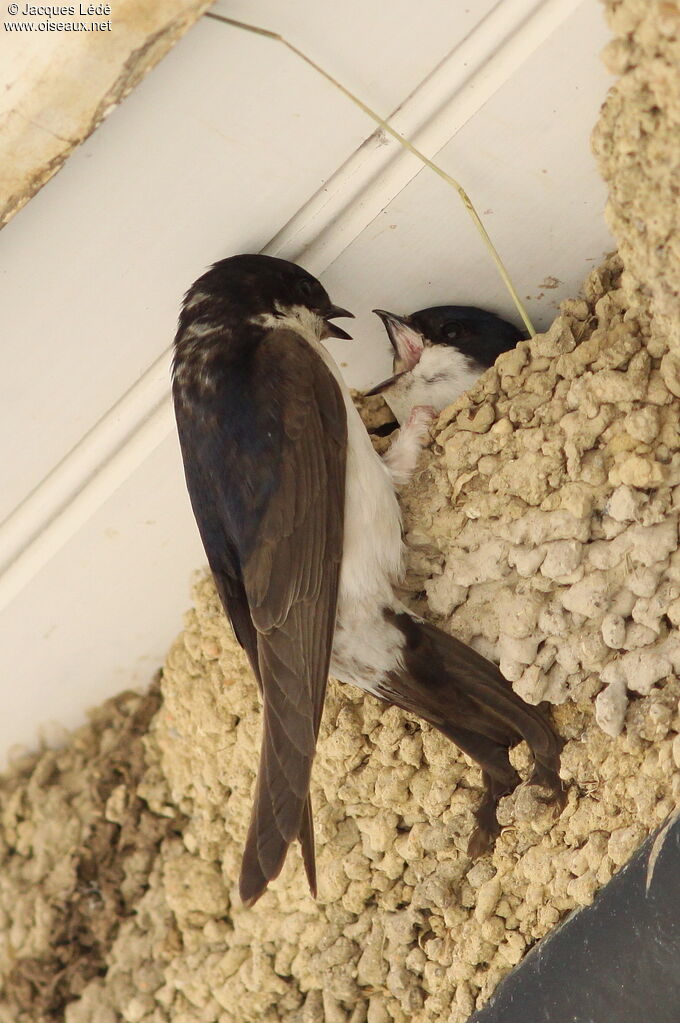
[441,321,460,340]
[297,278,315,299]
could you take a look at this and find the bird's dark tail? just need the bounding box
[237,700,317,907]
[298,796,317,897]
[239,791,317,907]
[383,610,565,856]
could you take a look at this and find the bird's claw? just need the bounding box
[405,404,437,432]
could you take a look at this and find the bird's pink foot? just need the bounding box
[405,404,437,433]
[382,405,437,486]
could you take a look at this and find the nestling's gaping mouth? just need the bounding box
[324,304,354,340]
[372,309,425,372]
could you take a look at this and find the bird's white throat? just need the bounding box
[386,345,482,424]
[254,304,326,340]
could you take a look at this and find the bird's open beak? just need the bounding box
[373,309,425,372]
[324,304,354,340]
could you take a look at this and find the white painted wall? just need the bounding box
[0,0,613,765]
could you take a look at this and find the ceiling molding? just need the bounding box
[0,0,586,612]
[0,353,173,611]
[263,0,585,272]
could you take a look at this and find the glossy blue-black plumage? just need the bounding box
[404,304,524,367]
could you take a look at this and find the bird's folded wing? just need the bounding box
[174,322,347,903]
[237,331,346,903]
[174,325,346,901]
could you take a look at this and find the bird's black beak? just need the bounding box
[364,371,406,397]
[324,304,354,340]
[373,309,425,372]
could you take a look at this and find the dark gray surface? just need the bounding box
[469,811,680,1022]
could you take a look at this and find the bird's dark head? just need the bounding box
[180,253,354,342]
[373,305,524,375]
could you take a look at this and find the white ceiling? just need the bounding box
[0,0,613,765]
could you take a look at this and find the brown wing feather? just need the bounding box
[239,330,346,905]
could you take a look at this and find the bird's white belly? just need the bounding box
[337,397,403,604]
[329,395,408,690]
[315,343,406,689]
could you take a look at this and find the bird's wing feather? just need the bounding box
[175,446,261,680]
[174,328,346,905]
